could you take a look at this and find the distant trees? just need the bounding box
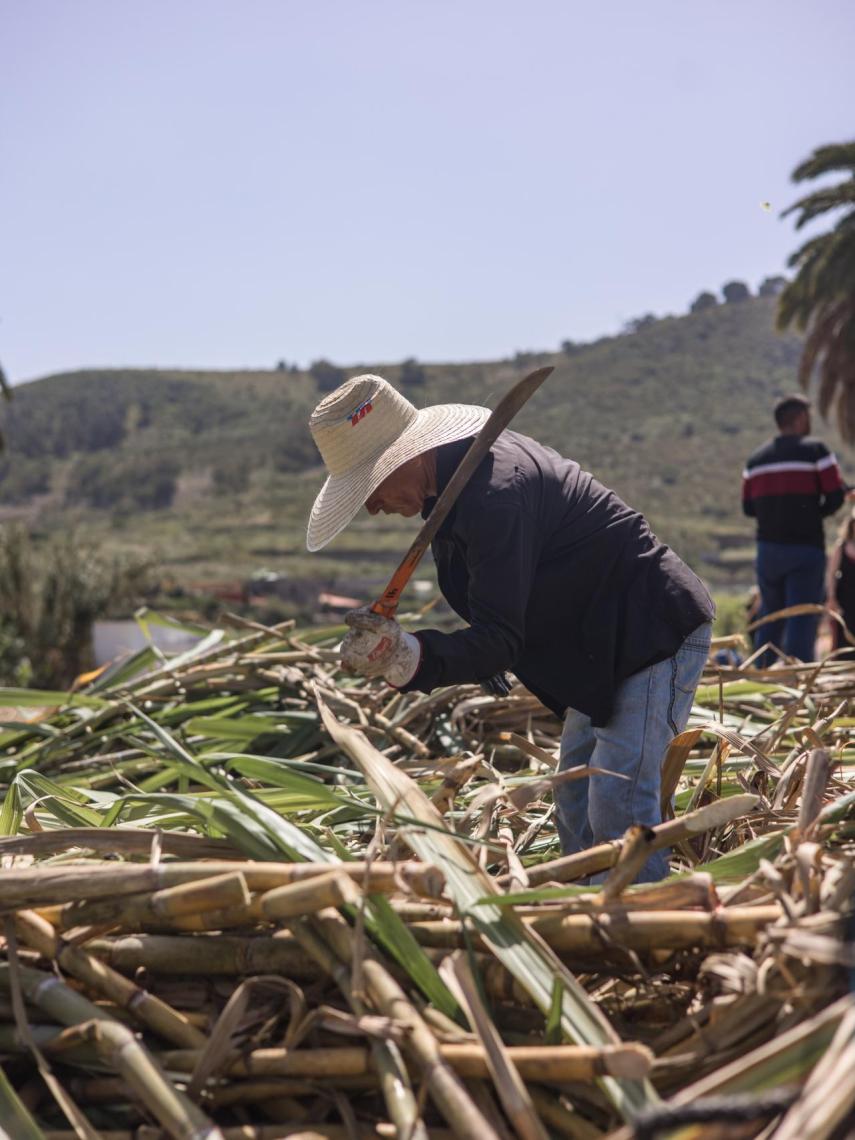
[778,140,855,440]
[758,275,787,297]
[66,454,179,512]
[560,339,579,356]
[722,280,751,303]
[399,358,426,387]
[0,358,9,452]
[686,278,787,311]
[623,314,657,334]
[0,457,50,502]
[690,291,718,313]
[271,431,321,473]
[213,459,250,495]
[309,359,346,391]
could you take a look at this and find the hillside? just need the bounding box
[1,296,851,600]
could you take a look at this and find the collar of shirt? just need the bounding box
[419,437,474,527]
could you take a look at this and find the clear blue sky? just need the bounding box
[2,0,854,382]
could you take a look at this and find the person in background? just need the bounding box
[827,510,855,660]
[306,374,714,882]
[742,394,845,664]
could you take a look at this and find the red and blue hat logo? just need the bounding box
[348,398,374,427]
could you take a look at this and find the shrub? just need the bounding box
[690,291,718,313]
[399,358,426,386]
[213,459,251,495]
[66,453,179,512]
[309,359,346,392]
[722,280,751,303]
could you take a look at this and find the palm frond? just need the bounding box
[791,141,855,183]
[783,180,855,229]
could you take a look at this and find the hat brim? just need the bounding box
[306,402,491,551]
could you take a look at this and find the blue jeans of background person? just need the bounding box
[554,623,712,882]
[755,542,825,666]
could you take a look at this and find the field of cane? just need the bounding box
[0,610,854,1140]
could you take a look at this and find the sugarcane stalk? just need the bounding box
[527,1087,603,1140]
[597,826,658,902]
[44,1126,450,1140]
[797,748,833,838]
[14,909,206,1049]
[0,963,221,1140]
[0,1064,44,1140]
[66,1075,378,1105]
[522,794,761,886]
[0,1022,65,1052]
[1,860,443,908]
[138,894,267,933]
[86,933,319,978]
[407,905,781,952]
[52,871,250,933]
[159,1039,653,1084]
[61,1020,222,1140]
[0,828,240,859]
[261,870,359,920]
[305,906,501,1140]
[440,951,550,1140]
[288,910,430,1140]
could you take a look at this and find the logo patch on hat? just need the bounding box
[348,398,374,427]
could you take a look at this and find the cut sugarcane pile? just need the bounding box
[0,614,853,1140]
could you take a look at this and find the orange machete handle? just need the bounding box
[369,365,554,619]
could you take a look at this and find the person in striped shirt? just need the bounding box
[742,394,845,663]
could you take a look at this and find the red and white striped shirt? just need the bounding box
[742,435,845,546]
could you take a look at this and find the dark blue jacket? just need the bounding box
[401,431,714,726]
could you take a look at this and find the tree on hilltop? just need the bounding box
[399,358,426,386]
[690,291,718,313]
[623,314,657,334]
[758,275,788,297]
[309,359,346,392]
[722,281,751,303]
[778,141,855,440]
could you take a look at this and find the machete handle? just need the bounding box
[371,553,421,619]
[369,365,554,620]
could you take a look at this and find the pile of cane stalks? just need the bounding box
[0,611,854,1140]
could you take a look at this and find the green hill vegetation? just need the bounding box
[1,293,851,602]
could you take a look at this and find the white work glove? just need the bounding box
[340,607,422,688]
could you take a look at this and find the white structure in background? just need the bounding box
[93,620,202,667]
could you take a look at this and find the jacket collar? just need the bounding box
[420,437,473,529]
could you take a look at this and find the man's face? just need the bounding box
[365,455,428,517]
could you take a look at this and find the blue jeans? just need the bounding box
[755,542,825,665]
[554,623,712,882]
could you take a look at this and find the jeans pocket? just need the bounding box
[674,625,712,695]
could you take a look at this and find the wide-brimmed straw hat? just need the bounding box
[306,374,490,551]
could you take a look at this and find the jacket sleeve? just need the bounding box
[741,469,756,518]
[400,501,540,692]
[817,445,845,517]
